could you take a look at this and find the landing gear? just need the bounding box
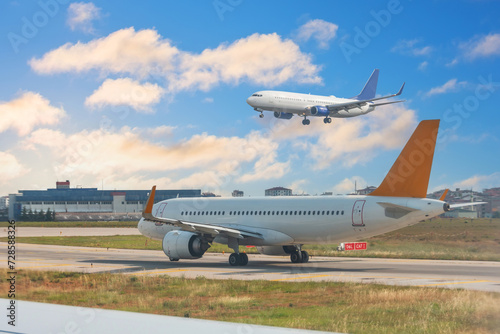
[323,117,332,124]
[229,253,248,266]
[290,251,309,263]
[290,245,309,263]
[302,118,310,125]
[259,113,264,118]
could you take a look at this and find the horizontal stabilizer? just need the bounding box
[450,202,487,209]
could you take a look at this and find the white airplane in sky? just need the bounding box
[246,69,405,125]
[138,120,485,266]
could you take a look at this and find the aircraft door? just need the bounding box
[352,200,365,226]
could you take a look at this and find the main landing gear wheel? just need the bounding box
[302,119,310,125]
[290,251,309,263]
[323,117,332,124]
[229,253,248,266]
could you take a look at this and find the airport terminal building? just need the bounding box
[8,181,201,221]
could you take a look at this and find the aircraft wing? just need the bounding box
[142,186,263,240]
[326,83,405,113]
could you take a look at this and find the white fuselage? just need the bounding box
[246,90,375,117]
[138,195,445,246]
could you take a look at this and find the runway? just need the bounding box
[3,242,500,292]
[0,227,141,237]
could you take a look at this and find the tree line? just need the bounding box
[19,207,55,221]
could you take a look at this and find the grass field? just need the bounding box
[2,269,499,333]
[4,218,500,261]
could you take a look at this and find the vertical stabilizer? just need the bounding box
[352,69,379,100]
[368,120,440,198]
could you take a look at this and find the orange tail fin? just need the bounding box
[368,120,440,198]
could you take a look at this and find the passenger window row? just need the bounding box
[180,210,345,216]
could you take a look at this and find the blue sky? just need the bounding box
[1,0,499,197]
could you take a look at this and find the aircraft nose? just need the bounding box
[246,96,253,106]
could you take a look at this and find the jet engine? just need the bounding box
[162,230,210,260]
[274,111,293,119]
[310,106,329,117]
[255,245,295,256]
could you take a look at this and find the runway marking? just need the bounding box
[271,274,330,281]
[416,280,492,287]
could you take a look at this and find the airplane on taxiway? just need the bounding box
[246,69,405,125]
[138,120,485,266]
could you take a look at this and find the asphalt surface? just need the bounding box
[0,227,141,237]
[3,240,500,292]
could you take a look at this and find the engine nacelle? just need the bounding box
[274,111,293,119]
[255,245,295,256]
[310,105,329,117]
[162,230,210,260]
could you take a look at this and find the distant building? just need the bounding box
[443,209,478,219]
[0,196,8,209]
[427,187,493,218]
[265,187,292,196]
[56,180,70,189]
[356,186,377,195]
[8,181,201,221]
[232,190,244,197]
[201,192,220,197]
[321,192,333,196]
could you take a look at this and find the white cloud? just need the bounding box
[461,33,500,59]
[202,97,214,103]
[169,32,322,91]
[21,126,285,188]
[67,2,101,34]
[391,39,432,56]
[295,19,338,49]
[418,61,428,71]
[29,27,180,77]
[266,103,418,170]
[425,78,468,97]
[287,179,308,195]
[332,176,367,195]
[0,92,66,136]
[237,152,291,183]
[0,151,30,183]
[29,28,322,96]
[85,78,164,112]
[452,172,500,191]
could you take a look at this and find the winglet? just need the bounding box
[396,82,405,96]
[439,189,449,201]
[143,185,156,215]
[368,120,440,198]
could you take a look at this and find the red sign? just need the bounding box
[343,242,367,251]
[355,242,367,250]
[344,242,355,250]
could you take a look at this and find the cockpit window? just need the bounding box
[252,94,263,97]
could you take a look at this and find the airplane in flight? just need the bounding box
[246,69,405,125]
[138,120,485,266]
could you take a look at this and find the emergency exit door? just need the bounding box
[352,200,365,226]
